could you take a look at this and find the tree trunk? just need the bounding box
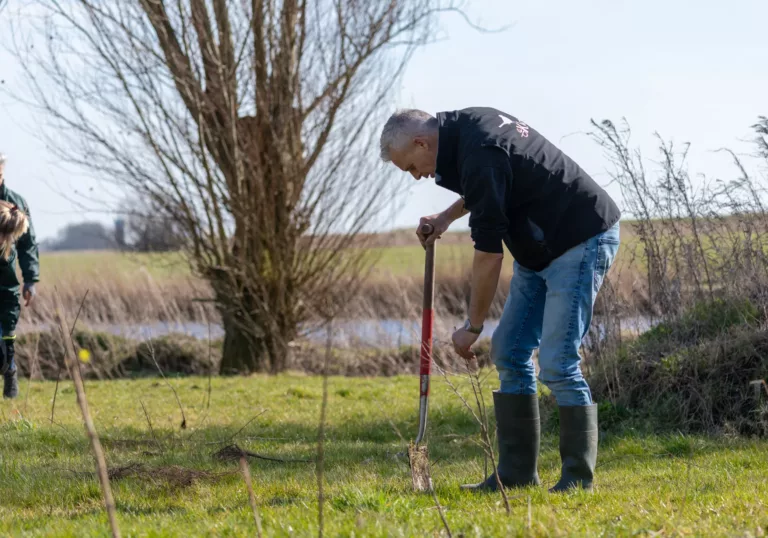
[212,270,296,375]
[219,312,268,375]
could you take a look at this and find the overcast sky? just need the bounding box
[1,0,767,240]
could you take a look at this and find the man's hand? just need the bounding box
[23,283,36,307]
[417,213,450,248]
[416,198,468,248]
[452,327,480,361]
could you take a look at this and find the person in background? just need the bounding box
[0,152,40,399]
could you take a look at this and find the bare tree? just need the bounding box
[589,117,768,316]
[117,195,185,252]
[8,0,488,372]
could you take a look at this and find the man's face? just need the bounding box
[388,137,438,181]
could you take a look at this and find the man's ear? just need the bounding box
[413,136,428,149]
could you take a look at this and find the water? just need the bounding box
[17,316,654,349]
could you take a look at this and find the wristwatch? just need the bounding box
[463,318,483,334]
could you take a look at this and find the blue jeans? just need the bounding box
[490,222,620,406]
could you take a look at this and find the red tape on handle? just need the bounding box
[419,308,433,395]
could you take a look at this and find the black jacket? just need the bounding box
[434,107,621,271]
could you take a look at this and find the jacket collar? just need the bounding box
[434,111,463,195]
[0,182,7,201]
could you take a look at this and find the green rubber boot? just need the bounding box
[460,392,540,491]
[550,404,598,493]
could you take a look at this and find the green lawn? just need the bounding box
[1,373,766,537]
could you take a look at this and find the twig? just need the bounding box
[206,320,213,410]
[317,320,332,538]
[239,456,264,538]
[50,290,89,426]
[224,410,268,445]
[387,418,406,443]
[54,288,120,538]
[466,363,511,515]
[203,435,299,445]
[679,454,693,522]
[23,328,41,415]
[140,400,162,452]
[69,289,90,338]
[184,409,212,446]
[50,365,62,427]
[436,347,510,516]
[50,419,80,443]
[434,362,482,425]
[429,478,453,538]
[213,444,312,463]
[527,496,532,534]
[145,336,187,429]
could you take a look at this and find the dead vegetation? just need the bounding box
[107,463,232,489]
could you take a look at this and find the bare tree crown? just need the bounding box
[10,0,486,373]
[379,109,437,162]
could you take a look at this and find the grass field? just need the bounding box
[39,250,192,281]
[1,373,766,537]
[37,221,644,282]
[39,240,489,281]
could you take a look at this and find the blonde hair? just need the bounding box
[0,200,29,260]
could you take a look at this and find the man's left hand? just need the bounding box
[452,327,480,361]
[23,283,37,307]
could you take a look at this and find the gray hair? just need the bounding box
[0,153,6,166]
[379,109,436,162]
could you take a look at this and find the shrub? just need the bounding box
[589,298,768,435]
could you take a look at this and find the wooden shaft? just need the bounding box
[421,223,435,311]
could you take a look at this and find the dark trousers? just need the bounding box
[0,288,20,372]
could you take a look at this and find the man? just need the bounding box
[379,107,621,493]
[0,152,40,399]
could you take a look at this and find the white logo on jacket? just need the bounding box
[498,115,514,128]
[498,115,529,137]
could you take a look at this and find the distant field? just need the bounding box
[39,250,191,281]
[38,241,488,283]
[38,221,639,282]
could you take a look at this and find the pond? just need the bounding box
[18,315,654,349]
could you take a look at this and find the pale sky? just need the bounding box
[1,0,767,240]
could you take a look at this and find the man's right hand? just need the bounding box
[417,213,450,248]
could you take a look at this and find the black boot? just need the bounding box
[3,339,18,399]
[550,404,598,493]
[461,392,540,491]
[3,368,18,399]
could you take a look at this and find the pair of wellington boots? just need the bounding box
[461,391,597,493]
